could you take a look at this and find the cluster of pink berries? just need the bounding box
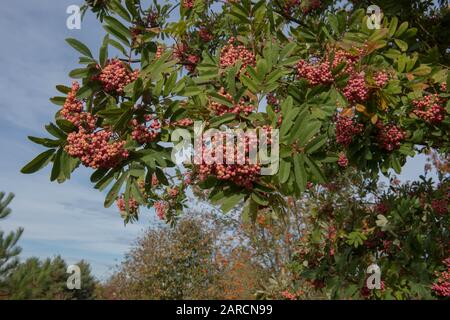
[116,195,139,215]
[335,115,364,146]
[280,291,297,300]
[98,59,139,95]
[154,200,168,220]
[432,258,450,297]
[412,94,446,124]
[297,48,370,103]
[151,174,159,186]
[198,27,213,42]
[374,71,389,87]
[61,82,97,131]
[65,129,129,169]
[431,199,448,215]
[197,133,261,189]
[168,188,179,198]
[172,118,194,127]
[342,72,369,103]
[186,54,200,73]
[182,0,194,9]
[296,59,334,86]
[219,38,256,74]
[130,116,161,144]
[337,152,349,167]
[376,122,405,152]
[375,202,389,215]
[155,45,165,59]
[266,93,279,106]
[284,0,321,15]
[183,172,192,185]
[297,49,361,86]
[173,43,188,61]
[173,43,199,73]
[209,88,255,116]
[332,49,361,73]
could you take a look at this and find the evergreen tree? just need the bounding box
[6,256,97,300]
[0,192,23,297]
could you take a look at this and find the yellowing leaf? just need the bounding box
[371,114,378,124]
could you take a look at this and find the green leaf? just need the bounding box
[45,123,67,139]
[104,16,131,40]
[221,193,245,213]
[278,159,291,184]
[209,113,236,127]
[99,35,109,68]
[66,38,93,58]
[388,17,398,37]
[394,39,408,52]
[297,121,321,147]
[50,96,66,106]
[104,171,128,208]
[110,0,131,22]
[56,85,71,94]
[75,84,94,99]
[28,136,61,148]
[56,119,77,133]
[305,134,327,154]
[293,153,307,193]
[50,148,63,181]
[251,192,268,206]
[103,25,130,47]
[305,155,325,183]
[394,22,409,37]
[21,149,55,174]
[69,68,90,79]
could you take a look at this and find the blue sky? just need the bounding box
[0,0,433,280]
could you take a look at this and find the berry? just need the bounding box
[376,122,405,152]
[116,195,139,215]
[196,132,261,189]
[198,27,213,42]
[431,199,448,215]
[412,94,446,124]
[296,59,333,86]
[220,38,256,74]
[432,258,450,297]
[151,174,159,186]
[185,54,200,73]
[182,0,194,9]
[374,71,389,87]
[335,115,364,147]
[172,118,194,127]
[154,201,168,220]
[337,152,349,167]
[130,116,161,144]
[342,72,368,103]
[61,82,97,131]
[65,129,129,169]
[98,59,139,95]
[208,87,255,116]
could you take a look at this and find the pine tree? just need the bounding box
[0,192,23,297]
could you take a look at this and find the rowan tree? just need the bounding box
[19,0,449,299]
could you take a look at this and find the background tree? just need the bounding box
[0,192,23,297]
[4,256,97,300]
[101,217,223,299]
